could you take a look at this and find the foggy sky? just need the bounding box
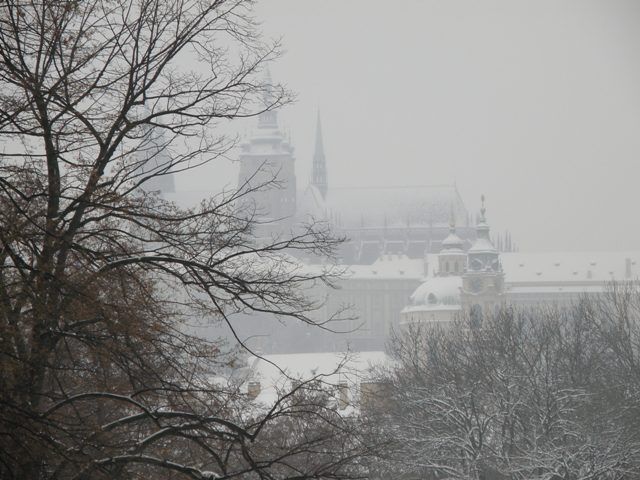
[181,0,640,253]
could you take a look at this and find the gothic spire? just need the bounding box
[312,110,328,199]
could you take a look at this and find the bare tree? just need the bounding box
[370,295,640,480]
[0,1,354,478]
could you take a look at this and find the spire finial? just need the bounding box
[441,202,464,253]
[480,194,486,221]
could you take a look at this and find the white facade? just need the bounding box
[399,249,640,330]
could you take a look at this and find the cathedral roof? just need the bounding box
[325,184,468,229]
[297,183,327,220]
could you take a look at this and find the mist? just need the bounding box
[4,1,640,476]
[181,0,640,252]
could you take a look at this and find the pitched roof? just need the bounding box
[325,185,468,229]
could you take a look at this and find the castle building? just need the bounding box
[157,103,638,353]
[400,199,639,334]
[237,107,477,264]
[231,107,640,351]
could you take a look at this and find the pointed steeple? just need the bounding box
[441,203,464,252]
[471,195,497,252]
[438,204,466,276]
[470,195,497,254]
[311,110,328,199]
[466,194,502,275]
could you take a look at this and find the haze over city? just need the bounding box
[181,0,640,252]
[4,1,640,478]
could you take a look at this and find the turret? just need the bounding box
[461,195,505,325]
[438,206,466,276]
[466,195,501,273]
[237,72,297,221]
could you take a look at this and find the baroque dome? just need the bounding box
[409,275,463,310]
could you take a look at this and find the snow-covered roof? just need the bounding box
[239,130,294,155]
[342,254,426,280]
[507,285,604,295]
[326,184,468,229]
[329,251,640,286]
[409,275,463,308]
[441,231,465,251]
[296,183,327,220]
[468,237,497,254]
[247,351,388,406]
[500,252,640,284]
[402,303,462,314]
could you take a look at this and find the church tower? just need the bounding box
[311,111,328,199]
[237,73,296,221]
[461,196,505,325]
[438,210,467,276]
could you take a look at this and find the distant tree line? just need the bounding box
[366,284,640,480]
